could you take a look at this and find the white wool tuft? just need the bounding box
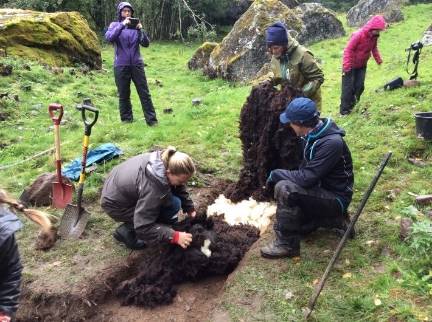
[207,194,276,235]
[200,239,212,258]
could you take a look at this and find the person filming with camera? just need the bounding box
[339,15,387,116]
[105,2,158,126]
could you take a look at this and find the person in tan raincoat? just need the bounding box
[266,21,324,111]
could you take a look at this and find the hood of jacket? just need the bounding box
[306,118,346,143]
[286,32,300,56]
[146,150,169,188]
[117,1,135,22]
[363,15,387,33]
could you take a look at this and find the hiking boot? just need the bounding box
[260,241,300,259]
[341,216,356,239]
[113,223,147,250]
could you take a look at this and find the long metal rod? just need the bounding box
[303,151,392,319]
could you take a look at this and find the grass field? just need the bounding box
[0,3,431,321]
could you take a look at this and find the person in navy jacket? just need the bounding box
[105,2,158,125]
[0,190,53,322]
[261,98,354,259]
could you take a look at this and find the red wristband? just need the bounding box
[187,210,195,216]
[170,231,179,244]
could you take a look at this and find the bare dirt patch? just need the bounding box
[16,176,251,322]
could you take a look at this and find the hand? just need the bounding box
[0,313,11,322]
[122,17,130,26]
[264,177,275,198]
[188,211,196,217]
[178,232,193,249]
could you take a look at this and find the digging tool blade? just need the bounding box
[49,103,73,208]
[303,152,392,319]
[59,105,99,238]
[59,199,91,238]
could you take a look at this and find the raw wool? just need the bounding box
[114,213,260,307]
[207,194,276,235]
[224,82,302,203]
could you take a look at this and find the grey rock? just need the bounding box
[202,0,344,81]
[346,0,403,27]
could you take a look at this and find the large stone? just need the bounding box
[421,24,432,47]
[293,3,345,45]
[202,0,344,81]
[346,0,404,27]
[0,9,101,69]
[188,42,218,70]
[223,0,300,25]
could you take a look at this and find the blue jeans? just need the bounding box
[158,195,181,224]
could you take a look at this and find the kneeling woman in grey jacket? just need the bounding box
[101,146,196,250]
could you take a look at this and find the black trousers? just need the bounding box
[340,66,367,114]
[114,65,158,125]
[0,234,23,320]
[273,179,347,249]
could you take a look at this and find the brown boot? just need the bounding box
[260,241,300,259]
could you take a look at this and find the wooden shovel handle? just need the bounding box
[49,103,64,182]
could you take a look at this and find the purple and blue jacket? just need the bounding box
[105,2,150,68]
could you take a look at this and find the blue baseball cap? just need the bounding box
[280,98,320,124]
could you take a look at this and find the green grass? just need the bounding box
[1,3,432,321]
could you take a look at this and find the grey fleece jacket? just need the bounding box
[100,151,195,243]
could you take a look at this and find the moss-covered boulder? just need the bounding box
[204,0,302,81]
[223,0,300,25]
[188,42,218,70]
[346,0,403,27]
[0,9,101,69]
[421,23,432,47]
[202,0,344,82]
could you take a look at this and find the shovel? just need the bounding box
[59,105,99,238]
[49,103,73,208]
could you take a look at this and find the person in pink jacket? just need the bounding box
[340,15,387,116]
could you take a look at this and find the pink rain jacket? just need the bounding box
[342,15,387,72]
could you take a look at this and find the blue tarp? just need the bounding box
[62,143,124,181]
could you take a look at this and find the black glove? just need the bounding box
[264,177,275,198]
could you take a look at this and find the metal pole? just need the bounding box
[303,151,392,319]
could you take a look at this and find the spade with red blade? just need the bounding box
[49,103,73,208]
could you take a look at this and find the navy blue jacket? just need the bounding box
[270,118,354,208]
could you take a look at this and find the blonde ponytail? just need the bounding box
[0,189,54,233]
